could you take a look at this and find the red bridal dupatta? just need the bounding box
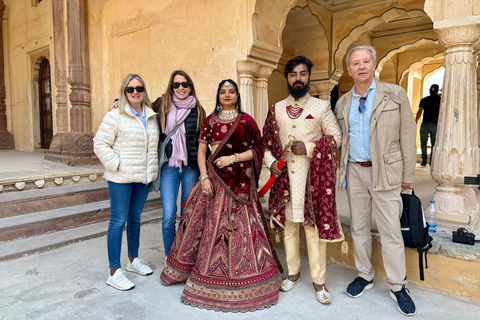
[160,113,281,312]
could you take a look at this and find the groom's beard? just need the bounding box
[288,80,310,99]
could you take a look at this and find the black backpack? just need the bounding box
[400,190,433,281]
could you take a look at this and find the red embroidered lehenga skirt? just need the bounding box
[160,171,281,312]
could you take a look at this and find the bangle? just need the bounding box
[200,175,209,182]
[229,155,234,165]
[234,153,240,163]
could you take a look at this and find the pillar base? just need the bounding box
[433,184,479,230]
[0,131,14,150]
[45,133,99,166]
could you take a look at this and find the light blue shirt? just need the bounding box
[348,80,377,162]
[129,105,146,128]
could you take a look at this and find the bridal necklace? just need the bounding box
[219,109,239,120]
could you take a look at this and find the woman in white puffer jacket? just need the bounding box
[94,73,159,291]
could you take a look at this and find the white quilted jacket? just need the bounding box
[94,105,159,184]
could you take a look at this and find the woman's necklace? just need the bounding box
[219,109,239,120]
[286,105,304,119]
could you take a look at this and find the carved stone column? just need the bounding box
[311,79,337,101]
[237,60,259,118]
[476,48,480,150]
[51,0,68,133]
[253,65,274,130]
[0,1,14,149]
[430,25,480,230]
[45,0,98,165]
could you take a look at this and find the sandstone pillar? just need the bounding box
[237,60,259,118]
[51,0,68,133]
[0,1,14,149]
[430,25,480,230]
[311,79,337,101]
[45,0,98,165]
[253,65,274,130]
[476,48,480,149]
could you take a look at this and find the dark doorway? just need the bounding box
[39,58,53,149]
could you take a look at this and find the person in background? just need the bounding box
[415,84,441,166]
[94,73,159,291]
[160,79,281,312]
[335,45,417,316]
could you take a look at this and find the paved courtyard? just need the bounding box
[1,221,480,320]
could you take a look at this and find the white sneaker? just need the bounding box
[106,269,134,291]
[126,258,153,276]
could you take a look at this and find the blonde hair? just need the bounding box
[158,70,206,132]
[118,74,152,112]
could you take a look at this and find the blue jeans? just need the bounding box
[107,181,150,269]
[160,163,200,256]
[420,122,437,162]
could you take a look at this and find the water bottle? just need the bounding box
[425,200,437,233]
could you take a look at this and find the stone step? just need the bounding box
[0,208,161,262]
[0,191,161,243]
[0,181,110,218]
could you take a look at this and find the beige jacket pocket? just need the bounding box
[378,103,400,127]
[384,150,403,186]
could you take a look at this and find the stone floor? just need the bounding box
[1,150,480,319]
[1,221,480,320]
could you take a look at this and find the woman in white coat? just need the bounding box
[94,74,159,291]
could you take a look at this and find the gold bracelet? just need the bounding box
[229,155,234,165]
[234,153,240,163]
[199,175,209,182]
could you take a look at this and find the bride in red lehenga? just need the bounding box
[160,79,282,312]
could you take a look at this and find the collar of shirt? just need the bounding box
[288,93,310,108]
[129,105,147,128]
[352,79,377,102]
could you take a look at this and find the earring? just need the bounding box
[216,104,223,112]
[235,102,239,109]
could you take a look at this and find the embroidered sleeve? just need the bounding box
[199,115,211,145]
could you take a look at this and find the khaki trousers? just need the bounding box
[284,220,326,284]
[346,162,407,292]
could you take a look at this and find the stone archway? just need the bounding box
[241,0,334,128]
[332,8,430,81]
[38,58,53,149]
[32,56,50,150]
[249,0,300,65]
[398,53,444,94]
[376,38,440,79]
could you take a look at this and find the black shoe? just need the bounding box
[389,286,416,316]
[346,277,374,298]
[420,160,426,166]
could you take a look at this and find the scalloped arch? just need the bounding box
[332,8,429,80]
[399,52,444,86]
[376,38,439,77]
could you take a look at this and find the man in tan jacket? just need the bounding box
[335,46,417,316]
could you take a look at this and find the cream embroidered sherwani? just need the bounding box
[264,93,341,285]
[264,94,342,222]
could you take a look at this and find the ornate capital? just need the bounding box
[435,25,480,49]
[311,79,338,100]
[255,65,275,81]
[237,60,260,76]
